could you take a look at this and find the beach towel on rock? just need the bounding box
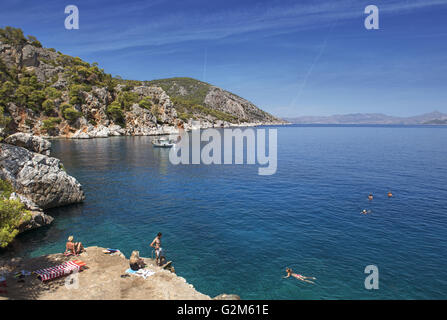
[34,260,86,281]
[125,268,155,279]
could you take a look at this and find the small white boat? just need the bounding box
[152,136,176,148]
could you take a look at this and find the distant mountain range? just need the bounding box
[284,111,447,125]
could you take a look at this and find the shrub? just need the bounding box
[139,98,153,110]
[28,90,45,112]
[60,102,71,114]
[68,84,85,105]
[44,87,62,100]
[41,117,62,132]
[0,179,13,198]
[0,106,11,132]
[0,179,30,248]
[0,81,15,105]
[117,91,138,110]
[62,107,82,122]
[27,35,42,47]
[106,101,125,126]
[0,26,27,48]
[42,99,55,115]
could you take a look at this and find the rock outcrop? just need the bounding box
[0,143,85,209]
[213,294,241,300]
[0,134,85,232]
[0,27,285,141]
[0,246,223,300]
[4,133,51,155]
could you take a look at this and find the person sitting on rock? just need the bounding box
[65,235,84,255]
[129,251,146,271]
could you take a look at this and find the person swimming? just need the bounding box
[361,209,372,215]
[368,194,373,201]
[387,191,393,198]
[284,268,316,284]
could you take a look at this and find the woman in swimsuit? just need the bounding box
[129,251,146,271]
[284,268,316,284]
[65,236,84,255]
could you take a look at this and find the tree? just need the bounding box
[0,26,27,48]
[0,81,15,106]
[0,106,11,130]
[27,35,42,47]
[117,91,138,110]
[42,99,55,115]
[106,101,125,126]
[68,84,85,105]
[139,97,153,110]
[0,179,30,248]
[44,87,62,100]
[62,106,82,122]
[41,117,62,133]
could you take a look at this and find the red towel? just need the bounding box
[34,260,86,281]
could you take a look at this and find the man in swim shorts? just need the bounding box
[150,232,164,266]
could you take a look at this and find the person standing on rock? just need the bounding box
[150,232,164,266]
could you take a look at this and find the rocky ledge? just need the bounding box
[0,133,85,231]
[0,246,240,300]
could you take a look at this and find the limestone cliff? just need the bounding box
[0,133,85,232]
[0,27,285,140]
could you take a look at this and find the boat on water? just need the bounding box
[152,136,176,148]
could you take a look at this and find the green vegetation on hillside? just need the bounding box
[0,27,277,133]
[106,101,125,127]
[0,27,119,129]
[41,117,61,133]
[172,96,237,123]
[147,77,211,106]
[0,179,30,248]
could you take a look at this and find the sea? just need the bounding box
[5,125,447,299]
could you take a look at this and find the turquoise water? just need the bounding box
[7,125,447,299]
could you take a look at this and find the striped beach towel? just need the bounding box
[34,260,86,282]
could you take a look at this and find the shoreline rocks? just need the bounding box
[0,246,240,300]
[0,134,85,232]
[57,121,287,140]
[4,133,51,155]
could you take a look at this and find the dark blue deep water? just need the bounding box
[8,125,447,299]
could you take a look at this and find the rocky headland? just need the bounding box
[0,246,240,300]
[0,27,286,141]
[0,132,84,233]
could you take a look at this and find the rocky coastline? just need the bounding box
[0,132,85,232]
[0,246,239,300]
[44,120,287,140]
[0,133,240,300]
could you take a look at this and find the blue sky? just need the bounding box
[1,0,447,117]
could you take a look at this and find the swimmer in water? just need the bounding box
[284,268,316,284]
[387,191,393,198]
[368,194,373,201]
[361,209,372,215]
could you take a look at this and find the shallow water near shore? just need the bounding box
[5,125,447,299]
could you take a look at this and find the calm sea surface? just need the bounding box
[6,125,447,299]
